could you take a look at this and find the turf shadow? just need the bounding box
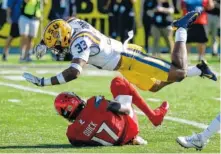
[0,144,87,149]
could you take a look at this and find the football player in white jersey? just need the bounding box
[23,11,216,92]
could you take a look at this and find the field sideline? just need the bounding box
[0,54,220,153]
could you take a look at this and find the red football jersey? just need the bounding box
[66,96,139,146]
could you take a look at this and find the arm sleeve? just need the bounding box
[107,100,131,115]
[70,36,93,62]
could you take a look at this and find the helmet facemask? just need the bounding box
[49,45,70,58]
[64,103,85,122]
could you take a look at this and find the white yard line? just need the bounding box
[135,110,208,129]
[0,82,215,131]
[212,97,221,101]
[2,76,25,81]
[0,70,117,77]
[0,82,58,96]
[0,70,24,75]
[8,99,21,103]
[146,98,161,103]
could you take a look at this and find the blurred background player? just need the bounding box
[206,0,220,57]
[0,0,7,30]
[177,113,220,150]
[172,0,180,14]
[23,11,217,94]
[48,0,76,21]
[19,0,46,62]
[2,0,22,61]
[181,0,214,61]
[140,0,156,52]
[104,0,120,40]
[118,0,136,43]
[151,0,174,57]
[54,76,169,146]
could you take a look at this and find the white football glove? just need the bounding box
[34,43,47,59]
[23,72,44,86]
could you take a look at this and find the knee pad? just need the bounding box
[176,70,187,82]
[110,77,130,98]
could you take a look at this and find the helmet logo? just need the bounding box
[46,36,52,42]
[53,31,60,38]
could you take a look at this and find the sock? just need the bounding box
[130,87,156,119]
[200,114,220,142]
[199,55,205,61]
[213,42,218,54]
[186,66,202,77]
[175,28,187,42]
[115,95,133,118]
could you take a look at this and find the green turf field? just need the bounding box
[0,54,220,153]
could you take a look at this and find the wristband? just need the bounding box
[43,78,52,86]
[57,73,66,84]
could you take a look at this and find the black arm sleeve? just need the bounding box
[107,102,122,114]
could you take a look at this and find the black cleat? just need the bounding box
[172,11,201,29]
[197,60,217,81]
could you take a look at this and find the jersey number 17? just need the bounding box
[91,122,119,146]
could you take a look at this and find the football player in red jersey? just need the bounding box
[54,76,169,146]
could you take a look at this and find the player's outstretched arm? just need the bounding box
[23,58,86,86]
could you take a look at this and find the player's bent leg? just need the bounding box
[166,11,197,82]
[110,76,169,126]
[167,30,188,82]
[110,77,139,126]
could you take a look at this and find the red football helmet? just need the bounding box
[54,92,85,121]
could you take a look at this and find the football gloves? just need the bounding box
[34,43,47,59]
[23,72,44,86]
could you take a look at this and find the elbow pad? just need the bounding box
[70,63,82,74]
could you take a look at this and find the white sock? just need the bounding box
[115,95,133,118]
[201,114,221,142]
[175,28,187,42]
[186,66,202,77]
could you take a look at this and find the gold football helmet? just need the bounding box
[43,19,72,48]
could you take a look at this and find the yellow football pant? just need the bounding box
[118,44,171,90]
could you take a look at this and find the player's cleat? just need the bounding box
[150,101,169,126]
[196,60,217,81]
[26,57,33,62]
[176,133,208,150]
[172,11,201,29]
